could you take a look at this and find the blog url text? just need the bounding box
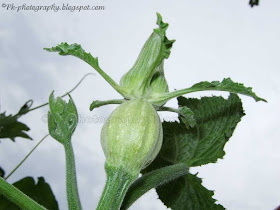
[1,3,106,12]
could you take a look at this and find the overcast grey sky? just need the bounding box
[0,0,280,209]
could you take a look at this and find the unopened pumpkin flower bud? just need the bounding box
[120,13,175,99]
[101,99,163,177]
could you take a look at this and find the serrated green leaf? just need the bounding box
[48,92,78,143]
[44,42,101,71]
[150,77,266,105]
[156,173,225,210]
[190,78,266,102]
[142,94,242,209]
[44,43,126,97]
[0,113,32,141]
[179,94,244,166]
[154,94,244,167]
[0,100,33,141]
[0,177,59,210]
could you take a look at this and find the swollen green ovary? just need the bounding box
[101,99,163,176]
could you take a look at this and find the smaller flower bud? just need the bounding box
[48,92,78,143]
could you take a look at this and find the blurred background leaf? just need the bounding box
[0,176,59,210]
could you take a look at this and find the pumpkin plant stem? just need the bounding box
[0,177,46,210]
[97,164,136,210]
[64,139,82,210]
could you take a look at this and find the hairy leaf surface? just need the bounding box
[44,43,101,72]
[188,78,266,102]
[156,94,245,167]
[152,77,266,105]
[143,94,244,209]
[156,173,225,210]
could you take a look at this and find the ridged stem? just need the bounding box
[97,164,136,210]
[64,140,82,210]
[0,177,46,210]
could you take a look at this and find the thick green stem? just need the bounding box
[0,177,46,210]
[64,140,82,210]
[97,164,136,210]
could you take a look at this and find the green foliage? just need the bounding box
[48,92,78,143]
[0,177,58,210]
[154,94,244,167]
[178,106,196,128]
[143,94,244,209]
[0,113,31,141]
[178,94,244,166]
[45,43,126,97]
[189,78,266,102]
[156,173,225,210]
[0,100,33,141]
[151,77,267,105]
[44,43,101,72]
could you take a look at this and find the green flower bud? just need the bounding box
[101,99,163,176]
[120,13,175,99]
[48,92,78,143]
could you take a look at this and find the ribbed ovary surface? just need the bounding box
[101,99,163,175]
